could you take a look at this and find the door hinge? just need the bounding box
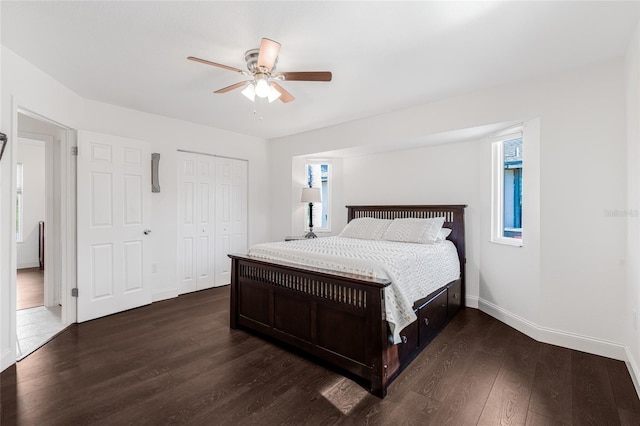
[71,146,78,156]
[71,288,78,297]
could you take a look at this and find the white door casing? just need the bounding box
[177,152,215,294]
[77,131,152,322]
[215,157,247,286]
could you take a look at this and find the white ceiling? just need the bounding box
[2,1,639,140]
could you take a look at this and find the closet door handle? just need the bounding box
[424,318,429,326]
[143,229,152,235]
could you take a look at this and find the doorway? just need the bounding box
[15,112,71,360]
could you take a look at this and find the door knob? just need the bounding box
[143,229,151,235]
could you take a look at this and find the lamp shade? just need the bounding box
[241,83,256,102]
[267,84,282,103]
[301,187,321,203]
[255,75,270,98]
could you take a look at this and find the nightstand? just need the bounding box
[284,236,308,241]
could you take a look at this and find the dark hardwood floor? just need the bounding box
[2,286,639,425]
[16,268,44,310]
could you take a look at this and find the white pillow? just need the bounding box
[436,228,452,242]
[339,217,393,240]
[382,217,446,244]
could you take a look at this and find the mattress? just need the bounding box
[247,236,460,343]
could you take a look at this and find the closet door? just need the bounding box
[215,157,248,286]
[177,152,215,294]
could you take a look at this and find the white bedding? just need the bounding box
[247,236,460,343]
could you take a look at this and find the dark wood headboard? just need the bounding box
[346,204,467,299]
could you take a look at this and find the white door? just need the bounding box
[215,157,247,286]
[177,152,215,294]
[76,131,152,322]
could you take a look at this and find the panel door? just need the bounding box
[215,157,247,286]
[76,131,152,322]
[177,152,215,294]
[177,152,197,293]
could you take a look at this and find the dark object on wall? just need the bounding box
[0,132,7,161]
[151,153,160,192]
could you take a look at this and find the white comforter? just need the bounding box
[247,236,460,343]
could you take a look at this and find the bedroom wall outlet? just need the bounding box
[151,263,159,274]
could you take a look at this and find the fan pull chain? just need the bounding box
[252,97,265,121]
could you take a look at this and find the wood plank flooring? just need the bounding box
[1,286,639,425]
[16,268,44,310]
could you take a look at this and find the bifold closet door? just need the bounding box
[177,152,215,294]
[215,157,248,286]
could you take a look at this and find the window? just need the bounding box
[16,163,24,242]
[305,161,331,231]
[491,129,523,246]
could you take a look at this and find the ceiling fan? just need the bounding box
[188,38,332,104]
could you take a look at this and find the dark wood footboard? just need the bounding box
[229,205,466,397]
[230,254,392,395]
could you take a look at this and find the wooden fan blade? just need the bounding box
[271,82,295,103]
[257,38,281,72]
[214,81,249,94]
[187,56,244,74]
[275,71,332,82]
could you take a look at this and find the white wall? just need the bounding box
[626,20,640,393]
[0,46,270,371]
[535,64,627,356]
[16,138,45,268]
[269,59,627,360]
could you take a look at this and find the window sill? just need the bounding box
[490,237,523,247]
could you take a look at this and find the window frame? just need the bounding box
[491,129,523,247]
[304,159,332,233]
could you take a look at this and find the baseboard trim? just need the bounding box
[465,295,479,309]
[625,347,640,399]
[1,348,15,373]
[477,297,626,361]
[152,289,179,303]
[537,325,626,361]
[477,298,540,341]
[17,262,40,269]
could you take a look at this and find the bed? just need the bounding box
[229,205,466,398]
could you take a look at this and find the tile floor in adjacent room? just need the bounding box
[16,305,65,361]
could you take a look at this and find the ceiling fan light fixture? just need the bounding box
[188,37,332,108]
[241,83,256,102]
